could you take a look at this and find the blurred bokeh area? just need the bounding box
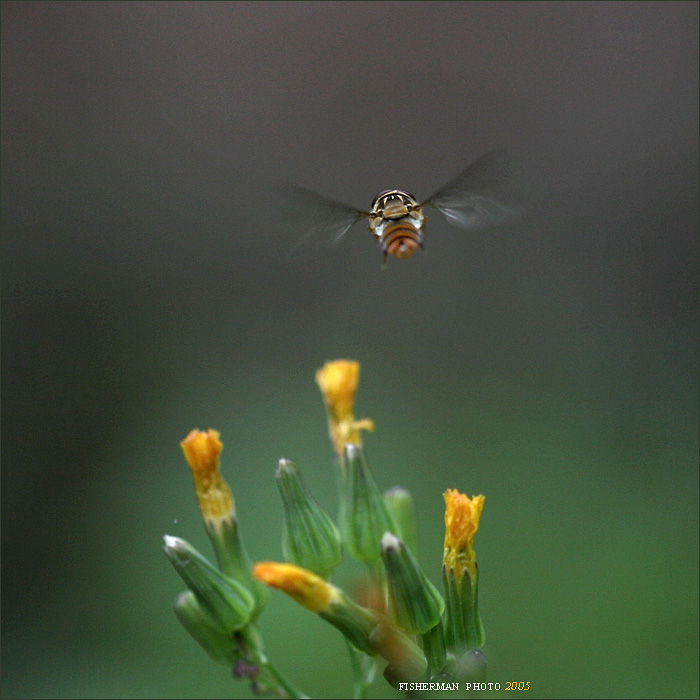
[2,2,698,698]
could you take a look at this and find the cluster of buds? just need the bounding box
[164,360,487,697]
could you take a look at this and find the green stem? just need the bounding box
[238,626,310,699]
[345,638,376,699]
[259,657,310,700]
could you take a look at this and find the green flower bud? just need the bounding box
[163,535,254,633]
[383,487,418,555]
[174,590,237,665]
[381,533,445,635]
[341,444,397,562]
[276,459,342,578]
[381,531,446,674]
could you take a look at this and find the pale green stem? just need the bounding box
[345,637,376,699]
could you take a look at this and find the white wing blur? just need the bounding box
[282,185,369,251]
[423,150,519,229]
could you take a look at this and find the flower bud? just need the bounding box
[180,429,232,524]
[381,533,444,635]
[180,429,267,614]
[315,360,375,462]
[341,444,397,563]
[441,490,485,650]
[164,535,254,633]
[276,459,342,578]
[383,487,418,555]
[174,590,237,665]
[253,562,379,655]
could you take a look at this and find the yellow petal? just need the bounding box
[316,360,360,423]
[181,429,223,479]
[443,489,484,580]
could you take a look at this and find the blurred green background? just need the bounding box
[2,2,698,698]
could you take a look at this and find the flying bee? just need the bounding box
[286,150,518,263]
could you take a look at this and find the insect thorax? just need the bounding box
[368,190,424,240]
[370,190,419,218]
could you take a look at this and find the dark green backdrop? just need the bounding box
[2,2,698,698]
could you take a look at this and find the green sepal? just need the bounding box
[163,535,254,633]
[442,563,485,652]
[341,444,397,562]
[381,532,444,635]
[422,620,447,677]
[277,459,342,578]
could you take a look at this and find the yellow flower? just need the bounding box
[253,562,335,613]
[443,489,485,581]
[181,429,234,523]
[315,360,375,460]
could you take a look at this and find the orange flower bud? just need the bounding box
[181,429,234,522]
[253,562,335,613]
[315,360,375,460]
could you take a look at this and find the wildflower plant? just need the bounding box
[164,360,487,698]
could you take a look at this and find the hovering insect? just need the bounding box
[286,150,518,263]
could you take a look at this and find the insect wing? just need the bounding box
[283,185,368,251]
[423,150,519,230]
